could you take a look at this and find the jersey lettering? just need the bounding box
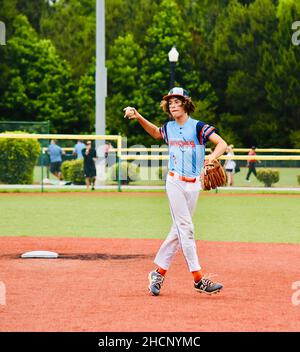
[160,117,216,177]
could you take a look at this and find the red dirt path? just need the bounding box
[0,237,299,332]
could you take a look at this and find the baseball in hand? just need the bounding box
[123,106,136,119]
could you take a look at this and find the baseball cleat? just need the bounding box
[194,275,223,295]
[148,270,164,296]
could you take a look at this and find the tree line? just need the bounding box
[0,0,300,147]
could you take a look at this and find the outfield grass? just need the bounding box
[231,167,300,188]
[130,166,300,187]
[33,166,300,188]
[0,194,299,244]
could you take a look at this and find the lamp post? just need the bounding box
[168,46,179,89]
[95,0,106,185]
[96,0,106,140]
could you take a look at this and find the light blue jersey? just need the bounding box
[73,142,86,159]
[48,144,63,163]
[159,117,216,177]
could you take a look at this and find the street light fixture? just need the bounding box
[168,46,179,89]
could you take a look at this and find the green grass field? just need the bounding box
[229,167,300,188]
[0,194,299,244]
[34,166,300,188]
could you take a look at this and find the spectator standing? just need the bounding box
[104,142,113,158]
[72,140,86,160]
[224,144,236,187]
[82,141,97,190]
[47,139,65,180]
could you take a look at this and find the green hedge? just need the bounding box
[61,159,85,185]
[157,166,168,180]
[110,161,140,184]
[61,160,72,181]
[256,168,280,187]
[0,131,41,184]
[298,175,300,186]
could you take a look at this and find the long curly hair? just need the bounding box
[160,96,196,117]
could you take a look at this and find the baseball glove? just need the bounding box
[202,160,227,190]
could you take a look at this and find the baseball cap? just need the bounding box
[163,87,190,100]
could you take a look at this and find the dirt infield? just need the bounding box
[0,237,299,332]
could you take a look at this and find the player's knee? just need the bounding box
[180,226,195,242]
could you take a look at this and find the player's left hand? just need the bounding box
[205,155,216,167]
[202,159,227,190]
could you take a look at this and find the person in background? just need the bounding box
[224,144,236,187]
[82,141,97,190]
[104,142,113,158]
[246,146,259,182]
[47,139,65,180]
[72,139,86,160]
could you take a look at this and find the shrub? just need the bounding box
[157,166,168,180]
[61,160,72,181]
[0,131,41,184]
[110,161,140,184]
[256,169,279,187]
[298,175,300,186]
[61,159,85,185]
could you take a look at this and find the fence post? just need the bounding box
[117,155,122,192]
[117,135,122,192]
[41,147,44,193]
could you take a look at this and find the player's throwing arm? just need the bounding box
[123,107,162,140]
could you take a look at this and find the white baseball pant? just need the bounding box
[154,173,201,272]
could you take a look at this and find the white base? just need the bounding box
[21,251,59,259]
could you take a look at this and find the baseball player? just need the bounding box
[124,87,227,296]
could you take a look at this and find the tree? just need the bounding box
[40,0,96,78]
[0,0,18,37]
[0,15,78,133]
[262,0,300,146]
[213,0,280,147]
[105,34,144,144]
[106,0,160,57]
[1,0,300,146]
[176,0,229,84]
[135,0,218,145]
[75,58,96,132]
[15,0,49,33]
